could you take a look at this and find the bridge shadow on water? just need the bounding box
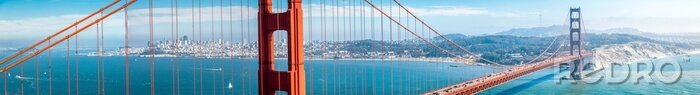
[495,73,557,95]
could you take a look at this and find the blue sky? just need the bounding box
[1,0,699,47]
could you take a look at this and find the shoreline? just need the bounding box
[687,49,700,55]
[303,57,475,64]
[88,54,476,65]
[620,51,697,65]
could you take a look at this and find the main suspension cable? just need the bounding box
[390,0,499,65]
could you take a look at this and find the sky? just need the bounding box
[0,0,699,48]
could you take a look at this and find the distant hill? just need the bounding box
[332,33,671,65]
[493,25,566,37]
[431,33,472,42]
[493,25,660,37]
[430,33,665,64]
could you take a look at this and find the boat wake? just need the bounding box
[196,68,223,71]
[14,75,34,80]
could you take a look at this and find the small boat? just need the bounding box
[227,82,233,89]
[449,65,466,67]
[43,72,47,75]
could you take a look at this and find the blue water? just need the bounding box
[0,51,501,95]
[3,50,699,95]
[482,54,700,95]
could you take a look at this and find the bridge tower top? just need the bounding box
[569,8,583,56]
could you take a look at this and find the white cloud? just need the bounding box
[0,6,258,34]
[407,6,489,16]
[303,4,505,17]
[0,4,502,33]
[0,14,83,34]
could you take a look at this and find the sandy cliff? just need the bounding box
[591,41,686,70]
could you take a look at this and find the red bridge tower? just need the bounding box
[569,8,584,80]
[258,0,305,95]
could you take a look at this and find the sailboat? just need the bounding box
[227,82,233,89]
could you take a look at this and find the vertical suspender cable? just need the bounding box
[211,1,217,94]
[369,0,376,94]
[331,0,337,93]
[321,0,327,94]
[148,0,155,94]
[338,0,344,93]
[350,0,358,94]
[49,38,53,95]
[275,0,281,93]
[228,0,235,94]
[95,10,101,95]
[249,0,255,93]
[212,0,216,41]
[307,0,312,94]
[173,0,184,95]
[3,60,6,95]
[246,0,252,93]
[218,0,227,93]
[75,24,80,95]
[124,0,131,94]
[343,1,348,93]
[171,1,175,41]
[349,1,355,93]
[341,0,354,94]
[219,0,225,94]
[99,10,106,95]
[190,0,197,94]
[336,0,341,93]
[389,1,394,94]
[175,0,182,94]
[198,0,204,94]
[234,0,242,93]
[2,52,5,94]
[413,10,419,94]
[95,10,102,95]
[197,0,205,95]
[21,59,24,95]
[36,39,40,95]
[406,7,422,93]
[379,0,385,94]
[169,0,176,94]
[220,0,224,40]
[396,2,402,94]
[67,26,72,95]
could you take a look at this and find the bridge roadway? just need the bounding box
[425,52,592,95]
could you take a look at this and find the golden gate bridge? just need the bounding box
[0,0,592,95]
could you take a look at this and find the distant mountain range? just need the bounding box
[332,32,672,64]
[491,25,700,47]
[492,25,659,37]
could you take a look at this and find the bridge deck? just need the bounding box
[425,53,592,95]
